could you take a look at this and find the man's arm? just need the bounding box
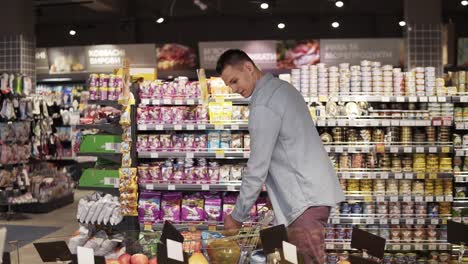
[230,105,282,223]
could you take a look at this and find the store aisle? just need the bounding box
[0,190,92,264]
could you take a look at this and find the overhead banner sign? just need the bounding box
[199,40,277,70]
[320,38,404,66]
[277,40,320,69]
[156,43,197,71]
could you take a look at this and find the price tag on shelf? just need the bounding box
[231,124,240,130]
[144,223,153,231]
[214,96,225,102]
[215,150,225,158]
[452,217,462,223]
[343,244,351,250]
[429,147,437,153]
[461,96,468,103]
[433,119,442,126]
[395,173,403,179]
[198,124,206,130]
[431,218,439,225]
[391,120,400,126]
[403,245,411,251]
[348,147,356,152]
[403,196,412,202]
[348,120,357,126]
[443,119,452,126]
[168,185,176,191]
[364,196,373,202]
[409,96,417,102]
[408,120,416,126]
[186,124,195,130]
[391,219,400,225]
[396,96,405,102]
[415,196,424,202]
[426,196,434,202]
[317,120,326,126]
[379,218,388,225]
[404,147,412,153]
[150,153,159,158]
[146,184,154,190]
[382,120,391,126]
[139,124,147,130]
[376,144,385,153]
[376,196,385,202]
[380,173,389,179]
[382,96,390,102]
[404,173,414,179]
[416,173,425,180]
[163,99,172,105]
[439,244,448,251]
[335,146,344,153]
[155,124,164,130]
[417,218,425,225]
[341,172,350,179]
[327,120,337,126]
[416,147,425,153]
[187,99,195,105]
[324,146,331,152]
[141,99,150,105]
[332,218,340,224]
[243,152,250,158]
[429,96,437,102]
[337,120,347,126]
[414,244,423,251]
[390,196,399,202]
[429,173,437,179]
[436,196,444,202]
[152,99,161,105]
[463,217,468,223]
[438,96,447,102]
[465,122,468,130]
[392,245,401,251]
[366,218,375,225]
[215,124,224,130]
[419,96,428,102]
[405,218,414,225]
[186,152,194,159]
[456,122,464,130]
[390,147,399,153]
[227,185,236,191]
[369,120,379,126]
[442,218,447,225]
[428,245,437,251]
[441,146,450,153]
[174,125,183,130]
[201,184,210,191]
[445,196,453,202]
[174,99,183,105]
[326,243,334,250]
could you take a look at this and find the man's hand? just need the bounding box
[224,214,242,232]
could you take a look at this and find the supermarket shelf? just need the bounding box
[88,100,121,108]
[325,145,453,154]
[451,96,468,103]
[328,216,451,225]
[140,97,250,106]
[139,182,242,192]
[453,198,468,207]
[77,152,122,163]
[453,148,468,156]
[77,186,119,195]
[76,124,123,134]
[454,173,468,183]
[309,95,451,103]
[315,119,452,127]
[454,122,468,130]
[325,242,452,251]
[337,172,453,180]
[138,151,249,159]
[137,123,248,131]
[344,194,453,202]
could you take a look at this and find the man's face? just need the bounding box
[221,63,256,98]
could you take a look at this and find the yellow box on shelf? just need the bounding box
[209,101,233,125]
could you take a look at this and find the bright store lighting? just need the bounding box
[335,1,344,8]
[399,20,406,27]
[69,29,76,36]
[461,0,468,6]
[156,17,165,24]
[260,2,269,9]
[331,21,340,28]
[277,23,285,29]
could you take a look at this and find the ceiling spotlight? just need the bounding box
[156,17,165,24]
[331,21,340,28]
[461,0,468,6]
[277,23,285,29]
[399,20,406,27]
[260,2,269,9]
[69,29,76,36]
[335,1,344,7]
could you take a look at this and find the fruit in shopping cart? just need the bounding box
[118,253,131,264]
[148,257,158,264]
[188,252,208,264]
[207,239,241,264]
[130,253,149,264]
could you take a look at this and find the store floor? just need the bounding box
[0,190,92,264]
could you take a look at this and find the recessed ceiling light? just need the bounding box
[69,29,76,36]
[331,21,340,28]
[260,2,269,9]
[399,20,406,27]
[335,1,344,8]
[461,0,468,6]
[156,17,165,24]
[277,23,285,29]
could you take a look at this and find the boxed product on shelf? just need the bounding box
[139,78,200,99]
[79,134,122,153]
[88,73,123,101]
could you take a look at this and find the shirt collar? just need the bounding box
[250,73,273,103]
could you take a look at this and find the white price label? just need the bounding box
[337,120,347,126]
[335,146,344,153]
[395,173,403,179]
[419,97,428,102]
[416,147,425,153]
[150,153,159,158]
[168,185,176,191]
[186,152,194,159]
[317,120,326,126]
[327,120,337,126]
[139,124,147,130]
[456,123,464,130]
[326,243,334,250]
[414,244,423,251]
[405,173,414,179]
[366,218,375,225]
[283,241,299,264]
[216,153,225,159]
[417,218,425,225]
[439,245,448,251]
[352,218,361,225]
[392,245,401,251]
[409,96,417,102]
[348,120,356,126]
[380,219,388,225]
[376,196,385,202]
[436,196,444,202]
[404,147,412,153]
[380,173,389,179]
[201,184,210,191]
[243,152,250,158]
[382,120,391,126]
[445,196,453,202]
[391,219,400,225]
[343,244,351,250]
[429,147,437,153]
[465,123,468,130]
[227,185,236,191]
[391,147,399,153]
[231,124,239,130]
[332,218,340,224]
[186,124,195,130]
[426,196,434,202]
[155,124,164,130]
[146,184,154,190]
[382,96,390,102]
[174,125,182,130]
[456,149,464,156]
[429,96,437,102]
[429,245,437,251]
[452,217,462,223]
[403,245,411,251]
[325,146,331,152]
[187,99,195,105]
[396,96,405,102]
[198,124,206,130]
[405,218,414,225]
[463,217,468,223]
[167,239,184,262]
[415,196,423,202]
[433,120,442,126]
[403,196,412,202]
[163,99,172,105]
[152,99,161,105]
[141,99,150,105]
[215,124,224,130]
[438,97,446,102]
[462,96,468,102]
[348,147,356,152]
[390,196,399,202]
[431,218,439,225]
[391,120,400,126]
[174,99,183,105]
[342,173,350,179]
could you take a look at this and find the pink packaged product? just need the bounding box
[148,135,161,151]
[89,86,98,100]
[160,134,173,151]
[161,160,174,182]
[152,82,163,99]
[184,162,196,183]
[115,76,123,90]
[204,193,222,222]
[181,193,205,222]
[194,160,208,183]
[185,83,196,99]
[137,135,149,152]
[160,192,182,223]
[89,74,99,87]
[186,107,197,124]
[172,134,185,151]
[115,87,122,99]
[173,159,186,183]
[138,191,161,224]
[196,106,209,123]
[109,74,116,88]
[140,84,152,99]
[149,106,162,124]
[208,162,220,183]
[108,87,116,101]
[138,166,151,184]
[149,165,162,182]
[249,206,257,222]
[161,107,174,124]
[163,82,177,99]
[175,82,186,99]
[183,134,196,151]
[194,134,208,151]
[222,194,238,221]
[137,107,149,125]
[173,107,187,124]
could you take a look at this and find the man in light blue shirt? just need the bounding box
[217,49,344,263]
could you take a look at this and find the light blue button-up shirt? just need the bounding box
[230,73,345,226]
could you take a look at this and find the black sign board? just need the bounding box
[351,227,386,259]
[33,241,72,262]
[447,220,468,245]
[259,224,289,255]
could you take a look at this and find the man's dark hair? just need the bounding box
[216,49,256,74]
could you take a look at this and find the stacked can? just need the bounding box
[455,71,466,93]
[361,60,373,94]
[291,69,301,95]
[329,66,339,96]
[318,63,328,96]
[436,78,446,96]
[350,65,361,94]
[404,71,416,96]
[382,65,394,96]
[428,103,441,118]
[393,68,405,96]
[300,65,310,98]
[425,67,436,96]
[339,63,351,95]
[310,65,318,97]
[372,63,384,95]
[413,67,425,96]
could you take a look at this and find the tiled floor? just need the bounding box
[1,190,92,264]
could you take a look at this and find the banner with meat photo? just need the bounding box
[156,43,198,71]
[277,40,320,69]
